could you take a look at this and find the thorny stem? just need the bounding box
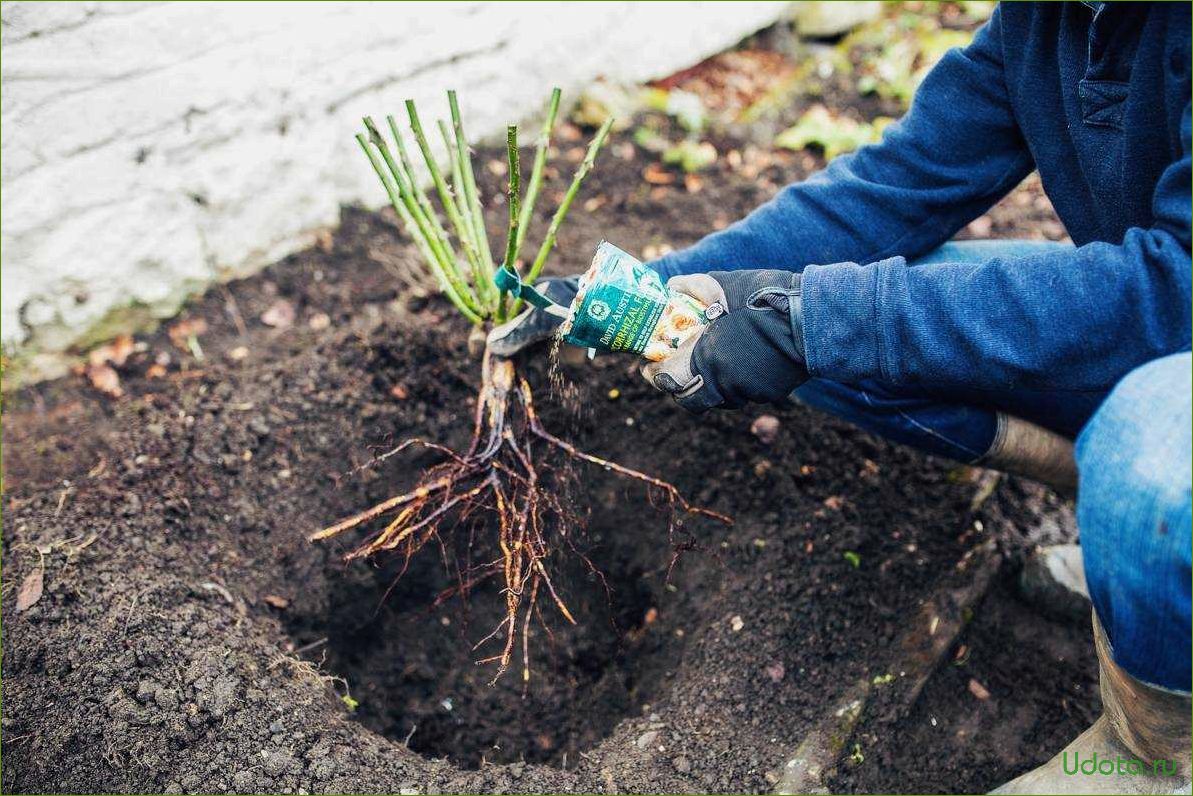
[310,353,730,682]
[517,117,615,312]
[363,119,455,275]
[497,125,522,322]
[403,103,492,311]
[514,87,561,260]
[448,90,497,295]
[384,114,454,272]
[438,119,474,241]
[362,119,481,318]
[355,133,482,323]
[357,91,613,327]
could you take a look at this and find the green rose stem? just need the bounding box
[437,119,473,237]
[514,87,562,260]
[361,117,481,319]
[355,132,481,323]
[515,117,614,314]
[403,103,492,310]
[383,114,453,266]
[497,125,522,321]
[448,90,497,301]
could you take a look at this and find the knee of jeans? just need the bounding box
[1076,353,1193,511]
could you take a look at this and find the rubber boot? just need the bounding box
[977,413,1078,497]
[992,614,1192,794]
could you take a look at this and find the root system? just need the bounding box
[310,352,729,683]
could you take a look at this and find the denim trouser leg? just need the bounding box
[1075,352,1192,692]
[793,240,1085,461]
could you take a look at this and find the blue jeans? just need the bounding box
[793,240,1192,691]
[1077,352,1191,692]
[794,240,1099,461]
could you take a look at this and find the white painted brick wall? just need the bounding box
[0,0,788,364]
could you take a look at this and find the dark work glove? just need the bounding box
[485,276,579,357]
[641,270,809,413]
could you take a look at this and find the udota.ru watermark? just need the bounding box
[1064,751,1180,777]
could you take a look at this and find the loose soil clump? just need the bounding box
[4,118,1093,792]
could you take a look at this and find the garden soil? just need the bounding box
[2,128,1096,793]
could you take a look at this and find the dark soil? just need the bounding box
[830,579,1100,793]
[3,107,1093,792]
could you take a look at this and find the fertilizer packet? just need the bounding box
[561,242,709,361]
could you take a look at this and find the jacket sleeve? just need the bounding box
[801,101,1193,394]
[651,5,1033,280]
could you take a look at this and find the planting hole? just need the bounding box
[285,475,707,770]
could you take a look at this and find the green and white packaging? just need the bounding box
[561,242,708,360]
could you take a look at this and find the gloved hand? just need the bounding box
[485,276,579,357]
[642,270,809,413]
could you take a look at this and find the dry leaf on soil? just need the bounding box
[765,661,786,683]
[168,318,208,351]
[86,363,124,397]
[15,565,44,612]
[263,594,290,609]
[642,163,675,185]
[750,414,781,445]
[83,333,137,397]
[88,334,135,368]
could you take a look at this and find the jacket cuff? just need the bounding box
[650,236,747,280]
[800,256,905,383]
[651,251,704,281]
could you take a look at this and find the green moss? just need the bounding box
[71,302,162,351]
[3,299,171,391]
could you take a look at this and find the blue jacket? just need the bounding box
[653,2,1191,402]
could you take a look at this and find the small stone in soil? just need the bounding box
[261,749,296,776]
[967,678,991,700]
[261,299,297,328]
[750,414,781,444]
[765,661,785,683]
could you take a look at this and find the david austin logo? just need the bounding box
[1063,751,1179,778]
[587,299,611,321]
